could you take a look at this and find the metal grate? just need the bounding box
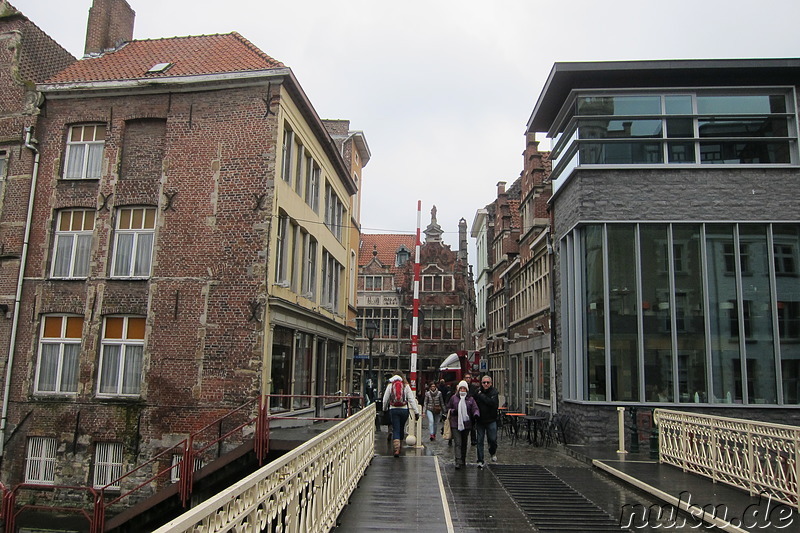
[491,464,630,532]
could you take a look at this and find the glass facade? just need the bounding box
[549,90,797,190]
[562,222,800,405]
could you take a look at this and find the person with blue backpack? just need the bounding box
[382,372,420,457]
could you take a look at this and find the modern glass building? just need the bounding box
[527,59,800,442]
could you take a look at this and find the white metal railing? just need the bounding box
[154,403,376,532]
[654,408,799,509]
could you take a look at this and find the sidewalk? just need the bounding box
[335,422,799,532]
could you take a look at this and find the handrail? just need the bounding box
[153,403,376,532]
[654,408,800,509]
[2,393,365,532]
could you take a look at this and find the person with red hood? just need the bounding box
[382,372,420,457]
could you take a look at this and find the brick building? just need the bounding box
[0,0,366,511]
[472,136,552,412]
[528,59,800,444]
[356,208,476,397]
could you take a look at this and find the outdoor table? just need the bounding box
[505,412,526,442]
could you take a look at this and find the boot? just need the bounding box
[392,439,401,457]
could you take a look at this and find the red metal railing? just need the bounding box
[2,393,363,533]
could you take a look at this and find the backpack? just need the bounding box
[390,380,406,407]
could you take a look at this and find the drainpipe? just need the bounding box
[0,127,40,459]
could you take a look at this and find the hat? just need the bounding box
[457,380,468,391]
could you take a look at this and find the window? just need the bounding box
[25,437,57,485]
[358,308,400,339]
[302,234,317,298]
[321,251,342,311]
[324,183,344,240]
[112,207,155,278]
[422,274,453,292]
[51,209,95,278]
[0,149,7,179]
[421,308,462,339]
[64,124,105,179]
[396,246,411,266]
[35,315,82,394]
[93,442,123,489]
[281,127,294,184]
[363,275,385,291]
[536,350,551,402]
[305,162,320,212]
[777,301,800,340]
[550,90,796,184]
[170,454,204,483]
[294,140,305,196]
[774,243,797,275]
[98,316,145,397]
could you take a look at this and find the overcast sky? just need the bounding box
[13,0,800,269]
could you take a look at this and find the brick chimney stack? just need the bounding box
[84,0,135,56]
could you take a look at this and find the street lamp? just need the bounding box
[365,320,378,404]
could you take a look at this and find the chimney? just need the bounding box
[496,181,507,195]
[458,218,468,263]
[84,0,135,56]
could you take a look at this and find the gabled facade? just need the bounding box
[472,135,553,412]
[356,210,475,396]
[528,59,800,443]
[0,0,365,505]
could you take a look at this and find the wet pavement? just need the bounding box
[335,416,800,532]
[335,420,737,532]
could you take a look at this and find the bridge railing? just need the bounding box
[153,402,376,533]
[654,408,799,509]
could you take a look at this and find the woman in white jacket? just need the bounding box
[382,373,420,457]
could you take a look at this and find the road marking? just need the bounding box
[434,455,455,532]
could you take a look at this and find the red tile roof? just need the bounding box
[359,234,416,274]
[45,32,284,84]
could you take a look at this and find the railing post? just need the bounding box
[711,415,718,483]
[2,488,15,533]
[255,397,270,465]
[179,437,195,507]
[747,422,755,497]
[91,490,105,533]
[616,406,627,454]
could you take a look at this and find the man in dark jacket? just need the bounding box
[474,374,500,467]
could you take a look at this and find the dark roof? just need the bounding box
[45,32,284,84]
[527,58,800,132]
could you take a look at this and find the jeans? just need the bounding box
[476,421,498,463]
[389,408,410,441]
[426,409,438,436]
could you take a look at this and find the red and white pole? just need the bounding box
[409,201,423,447]
[411,200,421,392]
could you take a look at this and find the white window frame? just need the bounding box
[111,207,155,278]
[282,127,294,184]
[0,149,7,180]
[34,315,82,395]
[97,316,145,397]
[25,436,57,485]
[64,124,106,180]
[93,442,123,490]
[322,251,342,311]
[51,209,95,279]
[302,234,317,299]
[306,162,320,212]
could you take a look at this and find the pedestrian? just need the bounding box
[423,382,445,441]
[474,374,499,468]
[437,378,451,403]
[463,373,479,445]
[382,372,421,457]
[446,380,479,469]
